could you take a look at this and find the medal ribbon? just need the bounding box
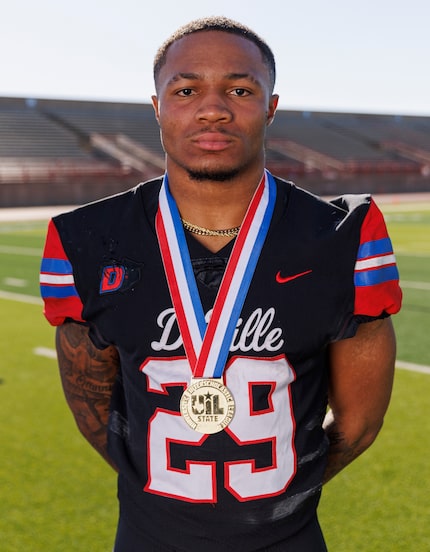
[156,170,276,379]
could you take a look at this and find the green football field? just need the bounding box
[0,201,429,551]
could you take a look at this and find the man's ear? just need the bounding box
[151,95,160,124]
[267,94,279,126]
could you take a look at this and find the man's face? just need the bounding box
[152,31,278,181]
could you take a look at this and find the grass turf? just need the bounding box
[320,368,430,551]
[0,300,117,551]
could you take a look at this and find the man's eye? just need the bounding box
[177,89,194,96]
[231,88,250,97]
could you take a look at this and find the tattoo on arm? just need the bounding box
[322,417,368,484]
[56,322,119,470]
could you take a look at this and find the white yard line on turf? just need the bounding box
[0,290,42,305]
[396,361,430,375]
[0,245,42,256]
[33,347,57,359]
[400,280,430,291]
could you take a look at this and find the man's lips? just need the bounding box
[193,132,233,151]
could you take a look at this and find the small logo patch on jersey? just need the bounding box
[276,269,313,284]
[99,259,142,294]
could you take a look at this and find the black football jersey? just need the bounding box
[40,175,401,550]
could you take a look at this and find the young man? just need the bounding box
[40,16,402,551]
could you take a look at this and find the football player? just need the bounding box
[40,16,401,551]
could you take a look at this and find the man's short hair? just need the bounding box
[153,16,276,91]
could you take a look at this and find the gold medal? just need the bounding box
[180,378,235,434]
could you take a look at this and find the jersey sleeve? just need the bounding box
[353,198,402,317]
[40,219,85,326]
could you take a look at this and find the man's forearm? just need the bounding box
[56,322,119,470]
[322,409,381,484]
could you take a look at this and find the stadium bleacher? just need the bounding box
[0,96,429,206]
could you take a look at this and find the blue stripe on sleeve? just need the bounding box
[357,238,393,260]
[40,285,79,299]
[40,258,73,275]
[354,265,399,287]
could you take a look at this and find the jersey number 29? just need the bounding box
[141,355,296,503]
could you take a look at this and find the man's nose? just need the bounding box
[195,93,233,123]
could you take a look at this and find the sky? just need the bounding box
[1,0,429,116]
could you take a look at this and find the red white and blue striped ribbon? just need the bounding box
[156,170,276,379]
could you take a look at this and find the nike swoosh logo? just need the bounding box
[276,269,313,284]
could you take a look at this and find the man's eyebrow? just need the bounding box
[224,72,258,82]
[168,72,201,83]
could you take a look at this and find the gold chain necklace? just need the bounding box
[181,218,240,237]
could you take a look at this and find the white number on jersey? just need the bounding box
[141,355,296,503]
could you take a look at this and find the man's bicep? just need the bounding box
[328,317,396,424]
[322,318,396,482]
[56,321,119,413]
[56,321,119,381]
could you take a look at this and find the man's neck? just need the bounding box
[163,162,266,252]
[166,168,264,231]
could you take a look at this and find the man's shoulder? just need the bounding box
[53,177,163,232]
[273,174,371,216]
